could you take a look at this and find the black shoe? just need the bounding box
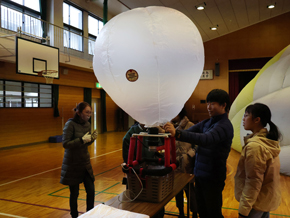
[192,212,198,218]
[178,212,185,218]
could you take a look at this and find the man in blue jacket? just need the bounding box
[164,89,233,218]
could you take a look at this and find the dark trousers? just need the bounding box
[195,177,225,218]
[69,171,95,218]
[175,182,197,214]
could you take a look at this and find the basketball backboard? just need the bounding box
[16,37,59,78]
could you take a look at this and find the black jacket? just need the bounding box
[60,117,95,185]
[179,113,233,181]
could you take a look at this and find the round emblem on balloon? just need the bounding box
[126,69,139,82]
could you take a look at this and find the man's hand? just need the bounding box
[164,122,176,137]
[156,126,165,133]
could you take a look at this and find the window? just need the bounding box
[6,81,22,107]
[88,15,103,55]
[39,84,52,107]
[63,2,83,51]
[0,80,52,108]
[24,83,38,107]
[10,0,40,12]
[1,0,42,37]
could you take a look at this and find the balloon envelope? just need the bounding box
[93,6,204,126]
[229,44,290,176]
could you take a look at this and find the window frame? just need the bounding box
[0,79,53,108]
[1,0,42,37]
[2,0,41,15]
[88,13,103,55]
[63,1,84,52]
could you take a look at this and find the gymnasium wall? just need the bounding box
[185,12,290,122]
[1,12,290,147]
[0,62,119,148]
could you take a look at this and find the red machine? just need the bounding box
[123,129,177,202]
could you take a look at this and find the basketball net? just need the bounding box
[41,70,58,84]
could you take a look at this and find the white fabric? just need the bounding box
[254,51,290,100]
[229,44,290,176]
[280,145,290,176]
[238,86,290,148]
[78,204,149,218]
[93,6,204,127]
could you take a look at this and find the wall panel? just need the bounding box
[58,86,84,130]
[185,12,290,122]
[106,94,119,132]
[0,108,61,148]
[1,12,289,147]
[0,63,109,148]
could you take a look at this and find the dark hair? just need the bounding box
[245,103,281,141]
[73,102,91,119]
[177,107,187,120]
[206,89,230,113]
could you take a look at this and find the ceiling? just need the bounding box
[91,0,290,42]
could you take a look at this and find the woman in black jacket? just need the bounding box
[60,102,97,218]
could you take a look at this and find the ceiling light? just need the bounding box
[210,25,218,30]
[195,2,206,10]
[267,3,275,9]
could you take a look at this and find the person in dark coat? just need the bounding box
[171,108,197,218]
[60,102,98,218]
[164,89,234,218]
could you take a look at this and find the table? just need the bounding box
[105,172,194,217]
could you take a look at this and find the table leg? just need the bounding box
[187,182,190,218]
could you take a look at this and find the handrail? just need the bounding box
[0,5,96,61]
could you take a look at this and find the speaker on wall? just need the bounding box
[215,62,220,76]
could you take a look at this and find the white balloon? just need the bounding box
[93,6,204,127]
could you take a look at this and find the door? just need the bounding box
[91,98,101,133]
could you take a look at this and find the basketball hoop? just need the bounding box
[41,70,58,84]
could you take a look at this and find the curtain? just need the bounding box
[84,88,92,123]
[84,88,92,106]
[52,84,60,117]
[101,89,107,132]
[100,1,108,132]
[40,0,47,39]
[229,72,239,106]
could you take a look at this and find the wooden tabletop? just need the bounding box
[105,172,194,217]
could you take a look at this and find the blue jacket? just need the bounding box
[179,113,233,181]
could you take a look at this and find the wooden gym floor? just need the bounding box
[0,131,289,218]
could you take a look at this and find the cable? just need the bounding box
[136,136,146,147]
[112,164,144,204]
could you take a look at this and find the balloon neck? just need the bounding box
[147,127,159,151]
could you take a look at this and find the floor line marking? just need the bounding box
[0,168,61,187]
[0,212,27,218]
[90,149,122,160]
[0,198,74,213]
[0,149,122,187]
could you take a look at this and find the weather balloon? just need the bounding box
[93,6,204,126]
